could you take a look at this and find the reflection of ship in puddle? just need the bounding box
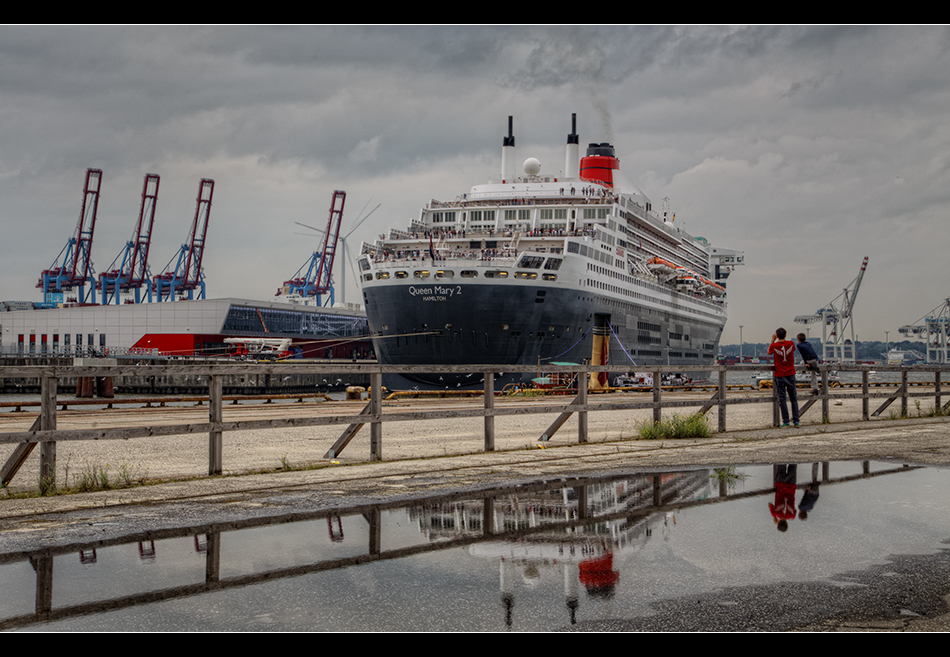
[408,471,711,624]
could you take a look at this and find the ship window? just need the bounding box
[544,258,562,270]
[484,270,508,278]
[435,270,454,279]
[395,271,408,279]
[363,274,373,282]
[413,270,431,279]
[359,258,371,271]
[542,274,557,281]
[460,270,478,278]
[375,272,390,280]
[517,255,544,269]
[515,272,538,279]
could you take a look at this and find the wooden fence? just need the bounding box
[0,362,948,490]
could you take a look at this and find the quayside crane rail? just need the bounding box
[279,190,347,306]
[899,297,950,364]
[96,173,160,305]
[152,178,214,302]
[36,168,103,305]
[794,256,869,363]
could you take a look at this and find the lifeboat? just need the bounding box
[646,257,678,275]
[699,277,726,297]
[673,273,699,292]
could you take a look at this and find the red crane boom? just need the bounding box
[313,190,346,296]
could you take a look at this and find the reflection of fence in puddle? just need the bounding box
[0,461,923,630]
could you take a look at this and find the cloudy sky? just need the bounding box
[2,25,948,345]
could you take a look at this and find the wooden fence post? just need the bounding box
[38,375,57,492]
[901,370,909,417]
[717,367,727,432]
[821,369,830,423]
[578,367,588,444]
[369,371,382,461]
[208,375,222,475]
[862,370,870,420]
[484,372,494,452]
[653,370,662,425]
[936,371,942,412]
[772,377,780,427]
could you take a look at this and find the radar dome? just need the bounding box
[523,157,541,175]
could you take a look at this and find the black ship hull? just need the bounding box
[363,282,724,391]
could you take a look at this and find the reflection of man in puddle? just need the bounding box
[769,464,797,532]
[799,481,819,520]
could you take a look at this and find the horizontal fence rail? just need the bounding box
[1,362,948,491]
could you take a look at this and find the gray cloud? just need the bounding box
[2,25,950,344]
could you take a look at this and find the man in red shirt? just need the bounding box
[767,327,800,427]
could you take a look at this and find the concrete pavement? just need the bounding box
[2,414,949,519]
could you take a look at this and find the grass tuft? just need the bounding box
[636,413,711,440]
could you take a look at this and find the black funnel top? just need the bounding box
[586,143,615,157]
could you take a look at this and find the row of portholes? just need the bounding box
[368,270,557,281]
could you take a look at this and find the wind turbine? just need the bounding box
[294,198,380,306]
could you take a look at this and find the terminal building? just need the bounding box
[0,298,371,360]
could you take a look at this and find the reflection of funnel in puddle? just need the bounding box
[579,552,619,599]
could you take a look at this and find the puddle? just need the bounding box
[1,461,949,631]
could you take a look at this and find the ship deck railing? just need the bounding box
[428,192,617,209]
[2,362,949,493]
[371,255,521,269]
[381,227,595,243]
[426,192,658,226]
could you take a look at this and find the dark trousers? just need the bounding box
[775,375,800,423]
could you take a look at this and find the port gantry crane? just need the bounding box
[96,173,160,305]
[279,190,347,307]
[36,168,103,305]
[899,298,950,363]
[152,178,214,302]
[794,256,869,363]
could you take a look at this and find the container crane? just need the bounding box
[278,190,346,306]
[283,195,379,307]
[37,168,103,305]
[899,297,950,363]
[96,174,160,305]
[794,256,868,363]
[152,178,214,302]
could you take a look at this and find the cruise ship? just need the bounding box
[358,115,744,390]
